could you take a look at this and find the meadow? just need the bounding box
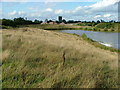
[17,22,119,32]
[2,28,118,88]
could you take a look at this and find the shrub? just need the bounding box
[84,28,88,30]
[81,33,87,39]
[96,23,114,29]
[2,19,16,27]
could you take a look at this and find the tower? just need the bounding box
[58,16,62,23]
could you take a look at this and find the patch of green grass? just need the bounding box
[24,57,46,68]
[2,56,46,88]
[77,23,119,32]
[71,33,119,52]
[81,33,119,52]
[13,23,120,32]
[94,61,118,88]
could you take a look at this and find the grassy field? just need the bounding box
[77,22,119,32]
[19,24,89,30]
[2,28,118,88]
[16,23,119,32]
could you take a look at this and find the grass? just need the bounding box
[70,33,119,53]
[19,24,78,30]
[80,33,120,52]
[17,23,119,32]
[77,23,119,32]
[20,24,93,31]
[2,28,118,88]
[1,22,119,32]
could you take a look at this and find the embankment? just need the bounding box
[2,28,118,88]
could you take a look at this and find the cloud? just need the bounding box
[45,0,99,2]
[94,14,112,19]
[75,6,82,11]
[90,0,119,8]
[1,0,29,2]
[1,0,99,2]
[28,7,39,11]
[18,11,25,15]
[94,15,102,18]
[28,13,41,17]
[63,0,119,19]
[90,0,119,12]
[72,6,82,13]
[45,8,53,12]
[9,10,17,16]
[26,2,118,20]
[55,9,63,14]
[103,14,112,17]
[63,0,118,17]
[8,10,26,16]
[3,0,119,21]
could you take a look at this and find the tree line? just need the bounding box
[1,17,43,27]
[1,17,118,28]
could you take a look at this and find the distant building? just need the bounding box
[41,22,48,24]
[49,21,57,24]
[41,19,48,24]
[41,21,57,24]
[58,16,62,23]
[60,22,65,25]
[49,22,54,24]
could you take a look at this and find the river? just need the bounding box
[60,30,120,50]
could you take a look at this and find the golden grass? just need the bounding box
[2,28,118,88]
[24,24,119,32]
[2,50,10,60]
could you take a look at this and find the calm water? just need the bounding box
[60,30,120,50]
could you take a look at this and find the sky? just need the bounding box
[0,0,119,21]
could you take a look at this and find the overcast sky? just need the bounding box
[1,0,119,21]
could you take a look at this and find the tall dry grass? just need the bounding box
[2,28,118,88]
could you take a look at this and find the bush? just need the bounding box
[2,19,16,27]
[81,33,87,39]
[93,28,97,31]
[94,27,99,31]
[2,17,42,28]
[84,28,88,30]
[96,23,114,29]
[88,28,93,30]
[104,29,108,32]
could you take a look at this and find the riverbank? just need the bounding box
[17,23,119,32]
[60,30,119,51]
[2,28,118,88]
[70,33,119,52]
[2,22,119,32]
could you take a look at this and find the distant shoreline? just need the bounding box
[1,22,119,32]
[22,23,120,32]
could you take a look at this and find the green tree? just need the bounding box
[34,19,42,24]
[2,19,16,27]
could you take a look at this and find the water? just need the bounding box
[60,30,120,50]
